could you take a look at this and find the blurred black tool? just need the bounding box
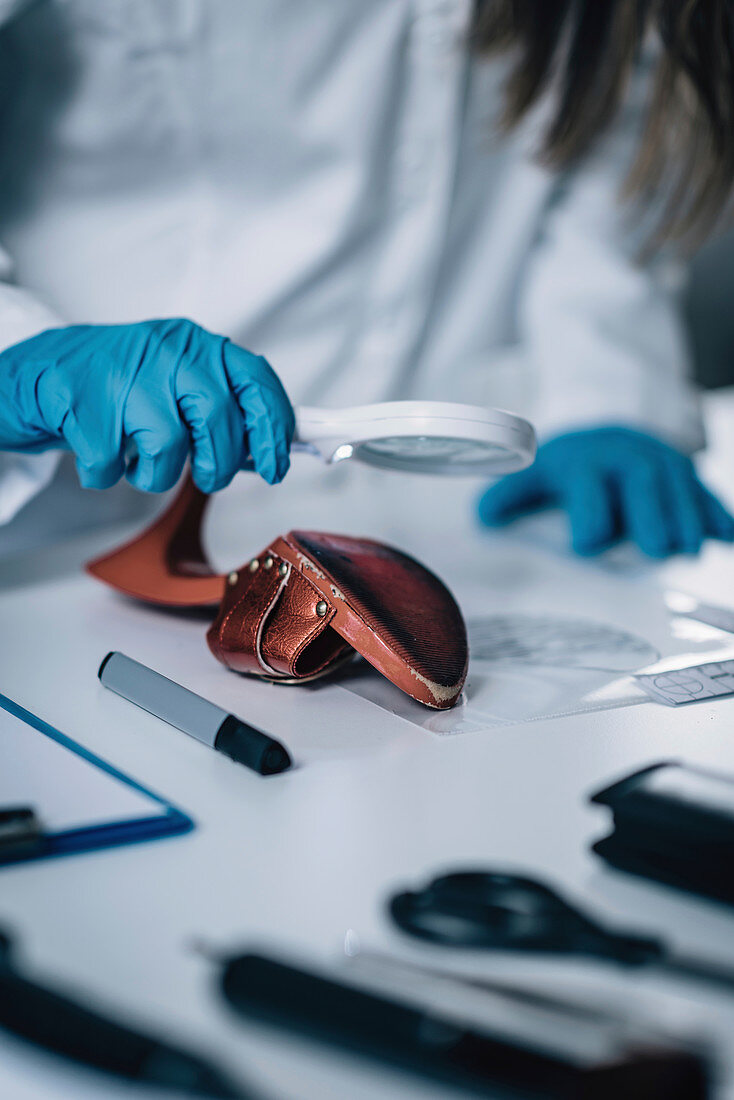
[390,870,734,995]
[216,950,708,1099]
[0,928,247,1097]
[591,761,734,905]
[0,807,43,864]
[345,946,629,1025]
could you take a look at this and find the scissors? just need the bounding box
[390,870,734,993]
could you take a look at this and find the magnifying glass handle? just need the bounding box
[292,407,348,464]
[290,439,323,458]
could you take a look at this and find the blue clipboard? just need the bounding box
[0,692,193,865]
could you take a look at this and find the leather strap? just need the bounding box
[207,549,348,680]
[207,557,291,676]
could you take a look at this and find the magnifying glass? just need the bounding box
[292,401,536,477]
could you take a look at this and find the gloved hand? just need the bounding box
[478,426,734,558]
[0,319,294,493]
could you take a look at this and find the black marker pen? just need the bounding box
[98,652,291,776]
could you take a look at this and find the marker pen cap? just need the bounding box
[214,716,291,776]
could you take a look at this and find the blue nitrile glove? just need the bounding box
[0,319,294,493]
[478,426,734,558]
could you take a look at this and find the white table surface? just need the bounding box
[2,393,734,1100]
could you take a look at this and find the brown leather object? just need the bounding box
[86,477,225,607]
[86,477,468,709]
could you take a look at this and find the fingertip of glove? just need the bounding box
[76,462,123,491]
[78,474,115,491]
[126,464,180,494]
[477,505,510,528]
[712,520,734,542]
[639,542,671,560]
[571,538,603,557]
[191,467,230,495]
[477,492,510,527]
[261,453,290,486]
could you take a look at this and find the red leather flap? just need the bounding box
[273,531,468,709]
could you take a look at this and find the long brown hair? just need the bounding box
[473,1,734,250]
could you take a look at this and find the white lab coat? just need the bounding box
[0,0,703,538]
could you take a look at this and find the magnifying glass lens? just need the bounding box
[295,402,537,477]
[355,435,507,473]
